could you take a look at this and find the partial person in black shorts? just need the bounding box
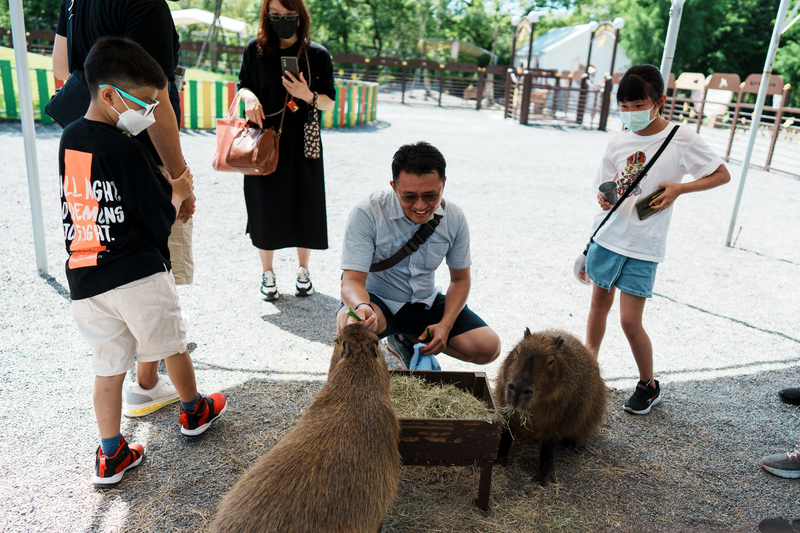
[367,293,487,341]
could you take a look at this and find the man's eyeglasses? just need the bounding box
[397,192,441,204]
[269,13,298,22]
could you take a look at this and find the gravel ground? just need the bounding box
[1,104,799,532]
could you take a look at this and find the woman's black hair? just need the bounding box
[617,64,665,113]
[391,141,447,183]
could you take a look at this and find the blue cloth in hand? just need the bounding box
[409,342,441,371]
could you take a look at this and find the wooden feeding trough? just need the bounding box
[391,370,502,511]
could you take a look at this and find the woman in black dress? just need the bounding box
[238,0,335,301]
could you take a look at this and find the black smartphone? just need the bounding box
[281,56,299,80]
[173,66,186,92]
[635,188,665,220]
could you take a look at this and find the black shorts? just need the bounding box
[369,293,487,342]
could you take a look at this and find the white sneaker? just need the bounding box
[260,270,279,301]
[295,266,314,297]
[122,375,179,417]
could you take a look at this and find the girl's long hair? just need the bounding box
[256,0,311,57]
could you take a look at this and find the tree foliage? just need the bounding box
[1,0,798,105]
[0,0,62,31]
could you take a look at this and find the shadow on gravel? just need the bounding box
[42,274,70,300]
[0,122,64,139]
[88,377,322,532]
[261,292,340,345]
[324,120,391,133]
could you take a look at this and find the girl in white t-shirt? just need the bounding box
[584,64,730,415]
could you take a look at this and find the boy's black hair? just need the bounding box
[391,141,447,183]
[617,64,665,111]
[84,36,166,96]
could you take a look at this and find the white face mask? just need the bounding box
[102,85,158,136]
[114,106,157,136]
[620,104,657,132]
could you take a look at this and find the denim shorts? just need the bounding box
[585,242,658,298]
[341,293,488,342]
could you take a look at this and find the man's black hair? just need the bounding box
[391,141,447,183]
[84,36,166,96]
[617,64,664,110]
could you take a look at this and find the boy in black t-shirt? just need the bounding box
[59,37,227,485]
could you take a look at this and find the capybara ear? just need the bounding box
[524,327,532,337]
[372,338,381,357]
[340,340,351,359]
[552,335,565,349]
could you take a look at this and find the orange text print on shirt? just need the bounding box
[63,149,107,269]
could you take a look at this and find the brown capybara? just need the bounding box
[494,327,608,485]
[209,325,401,533]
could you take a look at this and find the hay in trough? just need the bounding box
[390,374,489,419]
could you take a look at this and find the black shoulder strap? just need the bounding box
[370,201,446,273]
[584,124,679,254]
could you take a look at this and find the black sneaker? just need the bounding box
[758,518,800,533]
[179,393,228,436]
[623,379,661,415]
[92,435,144,485]
[295,267,314,297]
[779,387,800,405]
[383,335,414,370]
[260,270,279,301]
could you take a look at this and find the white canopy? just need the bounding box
[171,8,248,35]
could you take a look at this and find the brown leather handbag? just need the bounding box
[226,93,289,175]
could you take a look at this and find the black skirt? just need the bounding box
[238,38,335,251]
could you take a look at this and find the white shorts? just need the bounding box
[72,271,188,376]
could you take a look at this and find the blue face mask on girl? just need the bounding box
[619,104,657,132]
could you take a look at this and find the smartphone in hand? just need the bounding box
[635,188,665,220]
[281,56,299,80]
[174,66,186,92]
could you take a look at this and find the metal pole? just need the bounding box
[508,27,518,73]
[598,27,621,130]
[576,30,595,125]
[609,28,620,77]
[505,25,520,119]
[526,21,535,70]
[9,0,48,275]
[726,0,791,247]
[660,0,686,84]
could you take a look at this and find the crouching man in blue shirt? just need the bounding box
[336,141,501,368]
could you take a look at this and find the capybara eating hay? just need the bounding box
[494,328,608,485]
[209,325,401,533]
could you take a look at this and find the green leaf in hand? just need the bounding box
[347,308,362,322]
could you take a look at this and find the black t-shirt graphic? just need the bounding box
[59,119,176,300]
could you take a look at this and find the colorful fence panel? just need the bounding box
[0,66,378,132]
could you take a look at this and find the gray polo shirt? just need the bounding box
[341,189,471,314]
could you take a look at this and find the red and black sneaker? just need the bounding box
[179,393,227,436]
[92,435,144,485]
